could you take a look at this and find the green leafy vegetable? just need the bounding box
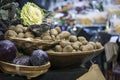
[21,2,44,26]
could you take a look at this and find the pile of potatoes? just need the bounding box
[46,36,103,52]
[39,26,70,40]
[4,24,103,52]
[4,24,35,38]
[4,24,70,41]
[41,26,103,52]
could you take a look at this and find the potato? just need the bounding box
[81,40,88,45]
[87,44,94,50]
[46,49,55,53]
[88,42,96,49]
[95,42,103,49]
[9,25,15,30]
[55,26,61,33]
[16,24,24,29]
[72,42,79,50]
[41,30,50,38]
[74,41,82,46]
[72,49,76,52]
[15,27,23,33]
[63,45,73,52]
[56,35,60,40]
[80,45,87,51]
[59,31,70,39]
[50,29,58,36]
[60,40,71,48]
[24,32,34,38]
[80,44,94,51]
[55,45,63,52]
[42,35,52,40]
[51,35,56,40]
[77,50,81,52]
[17,33,24,38]
[78,36,88,45]
[78,36,87,42]
[69,35,77,42]
[4,30,17,38]
[22,27,28,33]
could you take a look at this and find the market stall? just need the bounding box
[0,0,120,80]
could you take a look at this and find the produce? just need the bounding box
[96,42,103,49]
[42,35,52,40]
[30,50,49,66]
[78,36,86,42]
[9,25,15,30]
[15,26,23,33]
[24,32,34,38]
[12,55,30,66]
[46,33,103,52]
[63,45,73,52]
[55,45,63,52]
[60,40,71,48]
[0,40,18,62]
[88,42,96,49]
[21,2,44,26]
[17,33,24,38]
[58,31,70,39]
[4,30,17,38]
[80,44,94,51]
[0,2,21,32]
[50,29,58,36]
[0,31,4,40]
[55,26,61,33]
[4,24,37,38]
[69,35,77,42]
[29,22,51,37]
[72,42,80,50]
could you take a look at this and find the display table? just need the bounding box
[0,67,88,80]
[0,28,111,80]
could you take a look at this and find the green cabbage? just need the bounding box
[21,2,44,26]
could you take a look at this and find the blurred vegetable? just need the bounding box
[30,50,49,66]
[29,22,51,37]
[0,40,18,62]
[12,55,30,66]
[0,2,21,32]
[21,2,44,26]
[0,0,15,7]
[0,31,4,40]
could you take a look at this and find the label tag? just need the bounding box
[109,36,118,43]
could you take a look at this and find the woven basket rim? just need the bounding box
[47,47,104,56]
[8,37,60,43]
[0,61,50,68]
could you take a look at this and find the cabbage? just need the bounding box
[30,50,49,66]
[21,2,44,26]
[0,40,18,62]
[13,55,30,66]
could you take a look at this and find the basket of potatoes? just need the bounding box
[4,24,60,54]
[44,27,104,68]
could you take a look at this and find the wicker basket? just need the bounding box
[0,61,51,79]
[47,47,104,68]
[7,37,59,54]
